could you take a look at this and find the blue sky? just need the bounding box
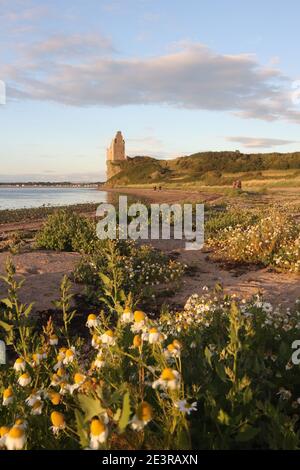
[1,0,300,181]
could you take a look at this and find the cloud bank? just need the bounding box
[2,30,300,123]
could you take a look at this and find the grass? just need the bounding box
[0,203,99,225]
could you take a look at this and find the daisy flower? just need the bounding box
[131,402,153,431]
[31,399,43,415]
[63,347,76,365]
[31,353,43,367]
[18,373,31,387]
[89,418,108,449]
[148,327,163,344]
[91,334,101,349]
[13,357,26,373]
[50,411,66,435]
[25,390,41,407]
[86,314,99,328]
[67,372,86,394]
[152,368,181,391]
[0,426,9,448]
[121,307,133,323]
[14,419,27,430]
[93,352,106,369]
[5,426,26,450]
[175,399,197,415]
[50,373,61,387]
[2,387,13,406]
[164,340,182,359]
[100,329,116,346]
[48,391,61,406]
[49,334,58,346]
[131,310,146,332]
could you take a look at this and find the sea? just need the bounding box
[0,187,108,210]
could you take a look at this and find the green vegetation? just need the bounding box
[106,151,300,187]
[0,205,300,450]
[0,203,99,225]
[35,210,99,253]
[208,207,300,272]
[1,256,300,449]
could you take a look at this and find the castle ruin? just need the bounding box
[106,131,126,180]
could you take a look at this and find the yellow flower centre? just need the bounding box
[15,419,24,426]
[49,392,61,405]
[57,368,66,377]
[15,358,24,364]
[149,327,158,334]
[65,349,74,357]
[0,426,9,437]
[51,373,59,383]
[161,368,176,381]
[105,329,114,337]
[8,427,24,439]
[88,314,97,321]
[32,401,42,410]
[50,334,58,340]
[74,373,85,384]
[3,387,13,399]
[139,402,153,422]
[20,373,30,380]
[90,419,105,436]
[133,335,142,348]
[51,411,65,427]
[167,344,175,352]
[134,310,145,322]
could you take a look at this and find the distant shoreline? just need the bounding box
[0,183,104,188]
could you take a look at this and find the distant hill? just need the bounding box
[105,151,300,187]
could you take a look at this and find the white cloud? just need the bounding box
[2,40,300,123]
[226,136,298,149]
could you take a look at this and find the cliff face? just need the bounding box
[106,160,128,181]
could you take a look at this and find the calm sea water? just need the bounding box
[0,187,108,210]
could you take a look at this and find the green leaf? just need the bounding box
[215,362,227,382]
[118,391,131,433]
[1,298,13,309]
[77,394,105,423]
[0,320,13,332]
[242,387,253,404]
[235,425,259,442]
[113,408,122,422]
[74,409,89,448]
[217,409,230,426]
[99,272,112,288]
[23,303,33,317]
[204,346,213,368]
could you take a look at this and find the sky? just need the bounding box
[0,0,300,182]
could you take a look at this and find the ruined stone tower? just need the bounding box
[106,131,126,180]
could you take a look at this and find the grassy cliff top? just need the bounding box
[105,151,300,187]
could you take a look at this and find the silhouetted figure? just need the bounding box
[232,180,242,189]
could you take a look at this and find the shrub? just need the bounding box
[208,209,300,271]
[35,210,98,253]
[205,208,258,239]
[74,240,185,307]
